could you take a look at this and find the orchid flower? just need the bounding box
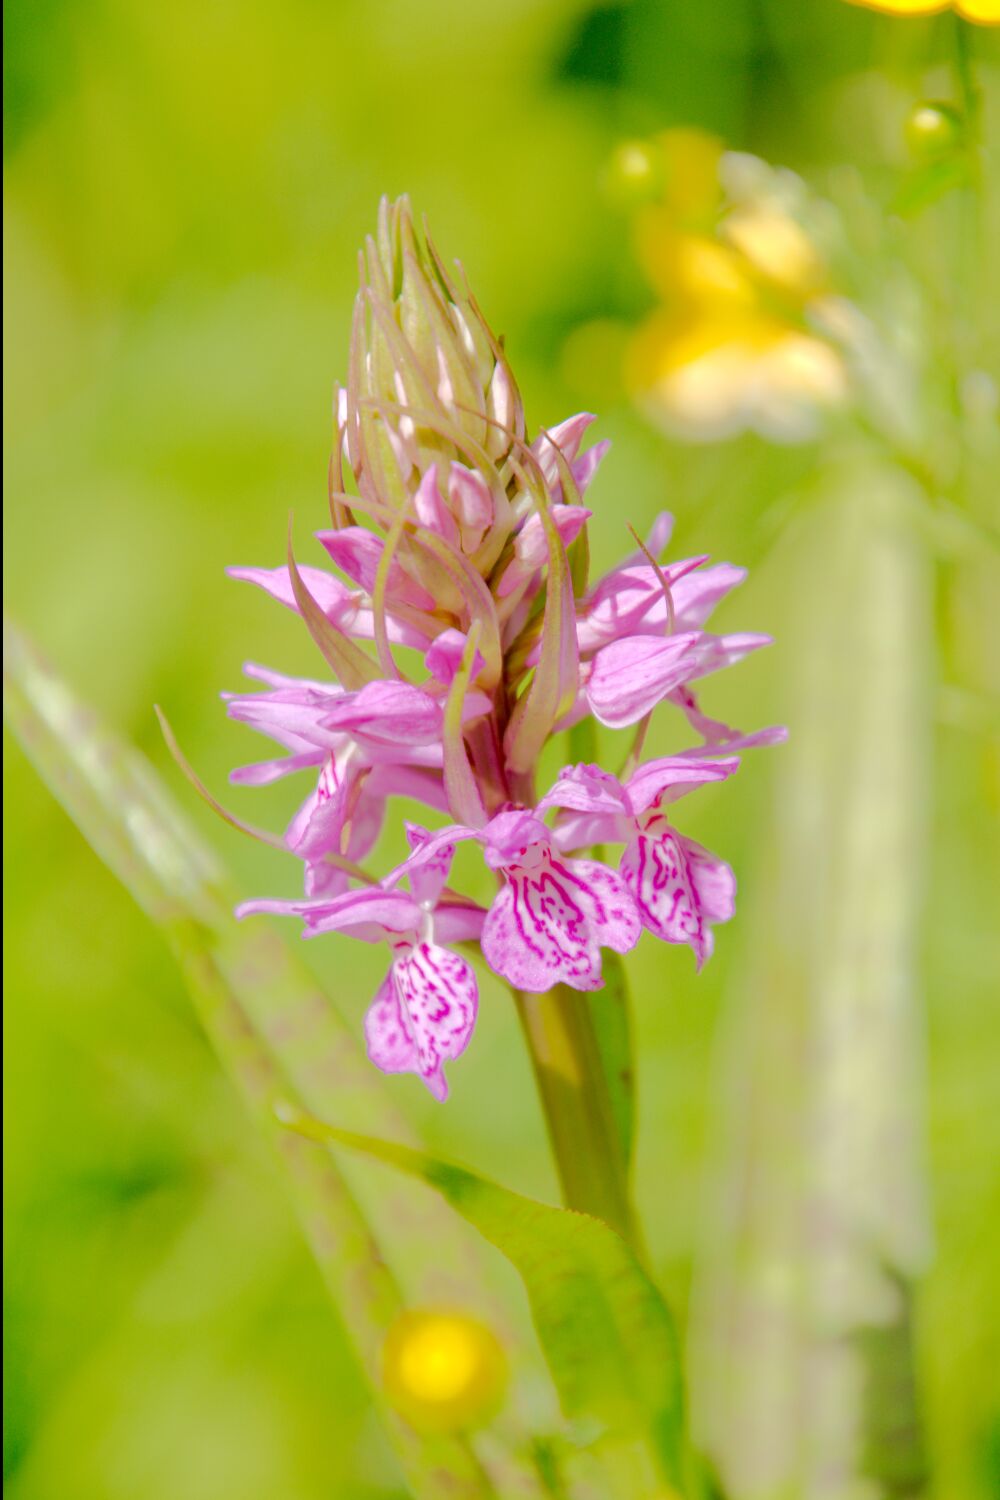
[240,828,485,1100]
[222,196,784,1097]
[540,758,742,967]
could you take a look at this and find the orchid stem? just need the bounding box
[513,984,643,1255]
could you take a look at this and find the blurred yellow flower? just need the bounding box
[844,0,999,20]
[382,1310,507,1433]
[624,130,849,442]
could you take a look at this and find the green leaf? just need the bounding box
[278,1105,684,1487]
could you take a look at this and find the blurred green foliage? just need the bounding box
[4,1,999,1497]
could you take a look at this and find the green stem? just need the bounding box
[952,15,981,144]
[513,984,641,1253]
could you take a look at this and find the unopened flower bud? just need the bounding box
[344,196,524,524]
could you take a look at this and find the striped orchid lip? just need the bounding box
[222,195,786,1099]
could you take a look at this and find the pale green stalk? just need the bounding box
[689,475,932,1499]
[512,978,640,1255]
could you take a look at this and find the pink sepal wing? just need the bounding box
[229,564,431,648]
[316,526,437,611]
[624,754,739,814]
[230,749,324,786]
[586,632,703,728]
[575,557,708,655]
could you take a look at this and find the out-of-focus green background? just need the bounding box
[4,2,998,1498]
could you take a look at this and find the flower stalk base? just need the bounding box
[513,984,641,1253]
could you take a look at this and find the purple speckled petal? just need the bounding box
[366,942,479,1100]
[563,857,642,957]
[620,818,734,968]
[481,847,639,993]
[363,971,420,1082]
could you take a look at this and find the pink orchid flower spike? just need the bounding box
[219,197,785,1098]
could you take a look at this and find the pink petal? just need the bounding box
[402,822,456,907]
[549,809,626,852]
[425,628,485,687]
[366,943,479,1101]
[230,749,324,785]
[586,632,703,728]
[576,558,708,655]
[317,527,436,611]
[480,849,639,993]
[303,887,422,939]
[323,681,445,745]
[620,820,734,968]
[624,755,739,815]
[480,809,550,870]
[433,901,488,944]
[413,465,461,548]
[229,566,430,648]
[447,464,494,553]
[496,506,591,600]
[537,762,631,819]
[569,440,610,500]
[228,563,354,621]
[531,413,596,482]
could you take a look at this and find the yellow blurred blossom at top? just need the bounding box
[381,1309,507,1434]
[624,130,851,443]
[843,0,999,21]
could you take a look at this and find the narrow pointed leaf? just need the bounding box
[286,527,380,690]
[503,469,580,776]
[442,623,488,828]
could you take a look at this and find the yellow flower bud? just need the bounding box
[382,1309,507,1433]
